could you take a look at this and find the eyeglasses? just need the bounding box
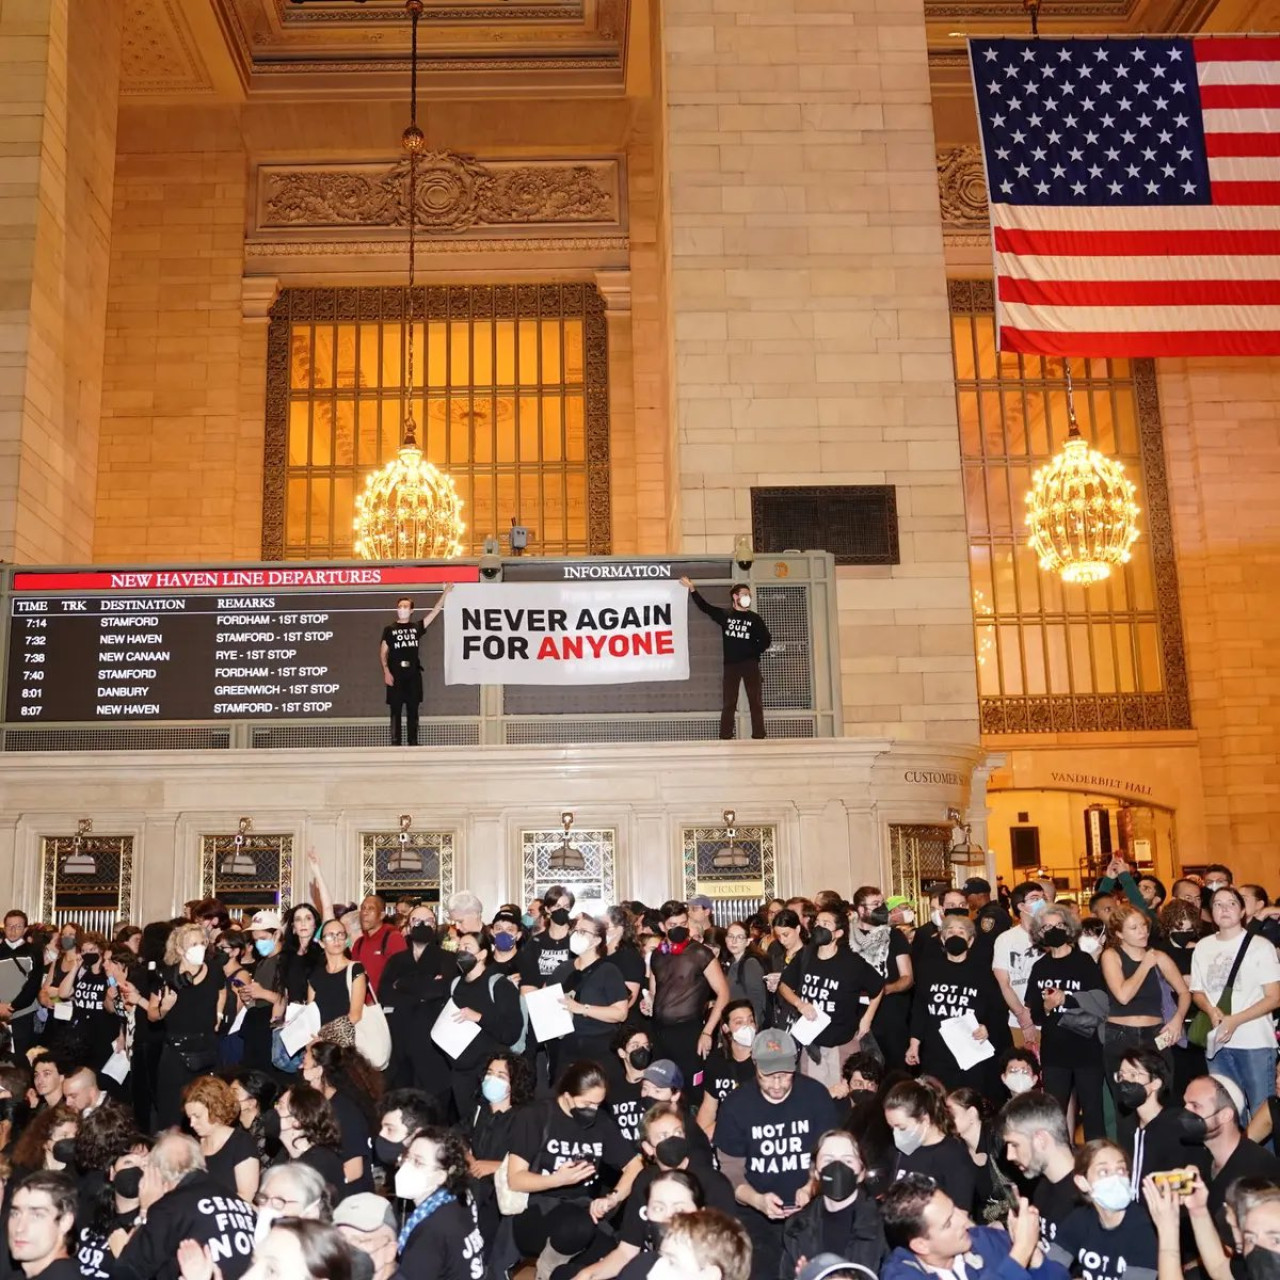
[255,1194,303,1212]
[322,933,347,942]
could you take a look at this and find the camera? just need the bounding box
[509,521,530,554]
[479,535,502,581]
[733,532,754,572]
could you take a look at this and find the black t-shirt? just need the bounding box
[162,968,221,1037]
[1052,1206,1158,1280]
[71,966,107,1022]
[77,1211,137,1279]
[610,946,647,1000]
[610,1076,647,1146]
[714,1076,839,1204]
[399,1196,485,1280]
[382,619,425,671]
[330,1091,374,1193]
[296,1144,346,1201]
[1026,950,1105,1056]
[469,1103,521,1163]
[509,1099,636,1200]
[894,1137,976,1218]
[204,1126,258,1198]
[702,1049,755,1107]
[32,1263,82,1280]
[1210,1139,1280,1240]
[555,957,628,1037]
[308,961,365,1026]
[690,593,772,663]
[1033,1170,1083,1246]
[519,935,574,990]
[781,948,884,1046]
[619,1158,737,1248]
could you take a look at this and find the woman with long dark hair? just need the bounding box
[394,1126,485,1278]
[120,920,172,1131]
[303,1039,383,1195]
[465,1049,535,1244]
[270,903,324,1073]
[276,1083,346,1201]
[604,905,646,1023]
[947,1085,1018,1222]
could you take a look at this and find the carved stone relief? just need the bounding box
[938,146,989,230]
[255,154,622,238]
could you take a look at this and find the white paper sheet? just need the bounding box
[278,1001,321,1057]
[790,1006,832,1047]
[101,1050,131,1084]
[1205,1026,1223,1061]
[939,1011,996,1071]
[52,1001,74,1022]
[525,984,575,1043]
[430,1000,482,1060]
[227,1003,247,1037]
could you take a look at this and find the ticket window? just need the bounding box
[360,830,455,910]
[200,833,293,915]
[680,821,779,928]
[522,826,616,918]
[40,833,133,934]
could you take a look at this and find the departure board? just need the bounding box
[5,564,478,723]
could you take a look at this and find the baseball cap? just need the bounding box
[643,1059,684,1090]
[751,1029,798,1074]
[798,1256,874,1280]
[886,895,910,910]
[688,894,713,910]
[333,1193,396,1233]
[961,877,992,895]
[249,910,281,931]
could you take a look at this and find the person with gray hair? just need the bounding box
[1026,904,1107,1141]
[1000,1092,1078,1246]
[257,1161,329,1223]
[445,891,484,934]
[111,1132,256,1280]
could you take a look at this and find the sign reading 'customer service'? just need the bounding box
[444,581,690,685]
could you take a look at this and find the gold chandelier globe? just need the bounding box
[1025,429,1140,585]
[353,420,466,561]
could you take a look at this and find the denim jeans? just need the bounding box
[1211,1045,1277,1120]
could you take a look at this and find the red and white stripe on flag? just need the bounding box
[978,35,1280,356]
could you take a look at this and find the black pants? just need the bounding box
[721,659,764,739]
[1043,1057,1107,1141]
[388,671,421,745]
[155,1043,200,1130]
[740,1204,784,1280]
[8,1014,35,1060]
[656,1019,706,1105]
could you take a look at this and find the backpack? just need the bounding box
[451,971,529,1056]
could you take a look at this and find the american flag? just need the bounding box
[970,36,1280,356]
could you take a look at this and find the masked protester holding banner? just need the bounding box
[379,588,451,747]
[679,578,771,741]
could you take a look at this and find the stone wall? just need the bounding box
[0,0,121,563]
[94,107,260,563]
[658,0,978,743]
[1160,358,1280,883]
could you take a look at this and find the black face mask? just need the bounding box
[1041,927,1069,950]
[1115,1081,1149,1112]
[943,907,970,918]
[654,1136,690,1168]
[666,927,690,945]
[647,1223,669,1252]
[82,952,100,970]
[1245,1247,1280,1280]
[1178,1111,1208,1143]
[454,952,478,975]
[1171,929,1197,948]
[550,909,571,928]
[819,1161,858,1202]
[866,907,890,927]
[111,1167,143,1199]
[944,935,969,956]
[51,1139,77,1166]
[628,1047,653,1071]
[374,1135,404,1167]
[569,1105,599,1129]
[410,924,435,946]
[810,926,833,948]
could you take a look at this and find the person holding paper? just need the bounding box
[549,914,629,1075]
[777,904,885,1088]
[884,1078,977,1217]
[907,914,1009,1094]
[443,932,524,1118]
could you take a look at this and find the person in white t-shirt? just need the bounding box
[1190,885,1280,1118]
[993,882,1047,1047]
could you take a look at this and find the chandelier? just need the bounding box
[353,0,466,562]
[1024,360,1140,585]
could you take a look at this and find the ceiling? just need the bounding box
[119,0,632,101]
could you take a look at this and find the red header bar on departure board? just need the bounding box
[12,565,481,593]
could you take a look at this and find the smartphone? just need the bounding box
[1155,1029,1173,1051]
[1152,1169,1194,1196]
